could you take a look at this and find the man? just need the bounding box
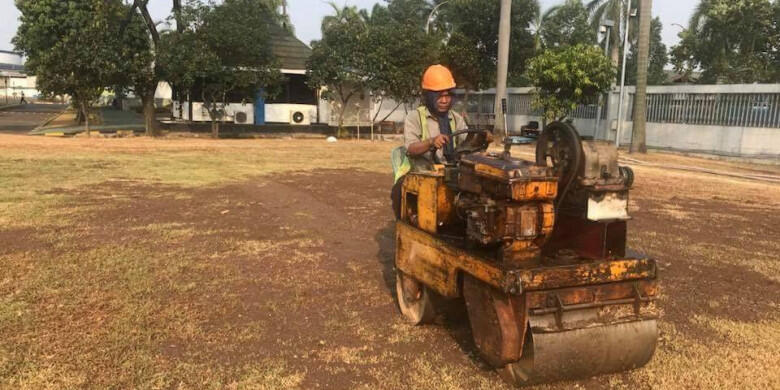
[391,64,469,219]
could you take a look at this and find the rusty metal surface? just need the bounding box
[503,258,656,293]
[543,215,627,260]
[401,173,455,234]
[395,221,506,298]
[525,280,658,310]
[463,275,527,367]
[503,319,658,385]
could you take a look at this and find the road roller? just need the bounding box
[394,122,658,386]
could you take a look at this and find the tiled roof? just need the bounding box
[269,23,311,71]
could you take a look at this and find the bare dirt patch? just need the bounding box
[2,135,779,389]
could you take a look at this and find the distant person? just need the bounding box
[19,91,27,105]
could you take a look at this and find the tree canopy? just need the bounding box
[440,0,539,88]
[527,44,616,121]
[540,0,595,49]
[671,0,779,83]
[14,0,152,134]
[623,17,667,85]
[306,3,369,131]
[160,0,283,137]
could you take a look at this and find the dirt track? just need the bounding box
[1,136,779,389]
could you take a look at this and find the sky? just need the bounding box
[1,0,697,53]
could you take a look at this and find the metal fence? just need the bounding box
[628,92,780,128]
[460,91,605,119]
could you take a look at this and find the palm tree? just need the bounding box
[321,2,368,33]
[531,4,563,51]
[630,0,651,153]
[587,0,635,67]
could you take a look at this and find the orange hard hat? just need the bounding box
[421,65,456,91]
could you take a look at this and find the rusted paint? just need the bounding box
[508,259,656,292]
[525,280,658,309]
[397,221,656,298]
[543,215,627,259]
[401,173,455,234]
[511,180,558,201]
[396,221,505,297]
[463,275,527,367]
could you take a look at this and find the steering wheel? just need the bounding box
[450,129,492,157]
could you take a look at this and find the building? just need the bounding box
[0,50,39,105]
[171,23,320,126]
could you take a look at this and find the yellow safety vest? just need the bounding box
[392,107,457,183]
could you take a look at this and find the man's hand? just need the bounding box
[432,134,450,149]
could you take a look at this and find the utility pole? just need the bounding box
[630,0,652,153]
[494,0,511,140]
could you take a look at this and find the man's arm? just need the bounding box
[404,113,448,156]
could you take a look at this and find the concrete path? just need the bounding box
[31,107,145,135]
[0,103,67,134]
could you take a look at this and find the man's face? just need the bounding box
[435,91,453,113]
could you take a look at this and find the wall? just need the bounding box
[463,84,780,158]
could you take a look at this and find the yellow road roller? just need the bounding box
[394,122,658,386]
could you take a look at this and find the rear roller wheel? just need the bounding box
[396,272,436,325]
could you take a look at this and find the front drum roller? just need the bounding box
[463,275,657,386]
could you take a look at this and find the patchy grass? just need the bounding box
[1,134,778,389]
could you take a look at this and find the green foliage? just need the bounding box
[540,0,595,49]
[160,0,283,137]
[623,17,667,85]
[306,3,369,130]
[587,0,631,67]
[13,0,145,129]
[363,0,439,109]
[527,44,616,120]
[440,0,539,88]
[671,0,778,83]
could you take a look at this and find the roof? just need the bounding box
[268,23,311,71]
[0,50,22,56]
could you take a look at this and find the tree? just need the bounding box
[307,3,370,133]
[587,0,633,67]
[671,0,777,83]
[623,17,667,85]
[362,0,439,123]
[527,44,616,121]
[772,1,780,80]
[14,0,135,135]
[161,0,282,138]
[630,0,652,154]
[440,0,539,89]
[540,0,595,49]
[120,0,159,136]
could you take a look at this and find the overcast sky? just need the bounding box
[1,0,697,53]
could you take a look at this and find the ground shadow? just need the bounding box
[374,219,491,369]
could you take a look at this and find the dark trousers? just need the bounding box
[391,175,405,220]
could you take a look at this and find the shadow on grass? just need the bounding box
[373,219,491,370]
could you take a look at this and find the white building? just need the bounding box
[0,50,40,104]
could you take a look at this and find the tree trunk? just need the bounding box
[630,0,652,154]
[494,0,511,142]
[338,99,349,137]
[211,118,219,139]
[141,92,158,136]
[81,101,90,137]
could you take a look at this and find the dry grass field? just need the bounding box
[1,134,778,389]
